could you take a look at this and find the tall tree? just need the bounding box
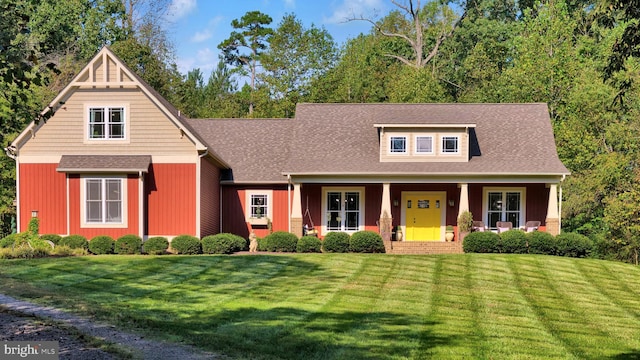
[218,11,274,115]
[260,14,338,117]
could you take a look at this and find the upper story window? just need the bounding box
[415,136,434,154]
[389,136,407,154]
[441,136,459,154]
[89,107,125,139]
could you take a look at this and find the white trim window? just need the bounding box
[89,106,125,139]
[484,188,525,230]
[323,188,364,233]
[389,136,407,154]
[441,135,460,154]
[85,178,123,224]
[415,135,434,154]
[245,190,273,223]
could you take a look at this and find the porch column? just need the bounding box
[457,183,469,218]
[379,183,392,242]
[546,183,560,236]
[291,183,303,238]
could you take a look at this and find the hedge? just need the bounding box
[170,235,201,254]
[60,235,89,250]
[499,230,528,254]
[202,233,247,254]
[463,231,500,253]
[350,231,385,253]
[297,236,322,253]
[556,232,593,258]
[262,231,298,252]
[527,231,556,255]
[115,234,142,254]
[143,237,169,255]
[89,235,115,255]
[322,232,350,253]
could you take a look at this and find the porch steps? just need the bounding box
[385,240,463,255]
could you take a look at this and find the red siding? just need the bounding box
[19,164,67,234]
[68,175,139,238]
[469,183,549,226]
[146,163,197,236]
[221,185,289,238]
[200,158,221,237]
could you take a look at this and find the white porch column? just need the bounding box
[546,183,560,235]
[291,183,303,237]
[457,183,469,218]
[380,183,391,219]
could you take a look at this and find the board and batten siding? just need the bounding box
[221,186,290,238]
[19,163,67,234]
[380,128,469,163]
[146,163,197,237]
[17,88,197,159]
[200,158,221,237]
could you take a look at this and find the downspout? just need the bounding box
[139,170,144,239]
[4,147,19,232]
[287,174,291,233]
[196,149,209,238]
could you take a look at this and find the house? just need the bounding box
[6,47,570,250]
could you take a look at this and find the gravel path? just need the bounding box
[0,294,222,359]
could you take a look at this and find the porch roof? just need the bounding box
[57,155,151,173]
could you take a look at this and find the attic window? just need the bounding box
[89,107,125,139]
[389,136,407,154]
[441,136,459,154]
[415,136,434,154]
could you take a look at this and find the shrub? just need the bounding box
[51,245,74,257]
[263,231,298,252]
[40,234,62,245]
[115,234,142,254]
[322,232,351,253]
[499,230,528,254]
[59,235,88,250]
[297,236,322,253]
[350,231,385,253]
[202,233,247,254]
[463,231,500,253]
[257,237,268,251]
[556,232,593,258]
[527,231,556,255]
[89,235,115,255]
[143,237,169,255]
[0,234,17,248]
[170,235,201,254]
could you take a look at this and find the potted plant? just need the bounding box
[457,210,474,241]
[445,225,454,241]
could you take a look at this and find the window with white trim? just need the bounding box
[485,189,524,229]
[245,190,273,223]
[250,194,268,218]
[85,178,123,224]
[89,107,125,139]
[389,136,407,154]
[441,136,459,154]
[415,135,434,154]
[324,189,363,233]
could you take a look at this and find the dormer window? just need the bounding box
[389,136,407,154]
[441,136,459,154]
[415,136,434,154]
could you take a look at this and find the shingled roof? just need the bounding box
[186,103,568,183]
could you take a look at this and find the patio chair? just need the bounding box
[472,221,486,232]
[523,221,541,233]
[496,221,512,233]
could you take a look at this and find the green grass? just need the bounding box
[1,254,640,359]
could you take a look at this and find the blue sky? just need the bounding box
[165,0,389,76]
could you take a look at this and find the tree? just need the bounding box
[260,14,338,117]
[218,11,274,115]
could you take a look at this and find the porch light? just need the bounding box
[393,199,398,207]
[31,210,38,218]
[449,200,455,207]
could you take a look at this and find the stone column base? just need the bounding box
[545,218,559,236]
[291,217,303,238]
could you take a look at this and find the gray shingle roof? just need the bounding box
[57,155,151,173]
[185,103,569,183]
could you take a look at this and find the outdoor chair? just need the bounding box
[496,221,513,233]
[523,221,541,233]
[472,221,486,232]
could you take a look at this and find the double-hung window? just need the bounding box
[441,136,459,154]
[250,194,268,218]
[89,107,125,139]
[246,190,272,224]
[85,178,123,224]
[485,189,524,229]
[324,188,363,233]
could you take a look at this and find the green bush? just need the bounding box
[115,234,142,254]
[527,231,556,255]
[0,234,17,248]
[350,231,385,253]
[322,232,351,253]
[143,237,169,255]
[40,234,62,245]
[297,236,322,253]
[499,230,528,254]
[463,231,500,253]
[556,232,593,258]
[60,235,88,250]
[202,233,247,254]
[170,235,201,254]
[263,231,298,252]
[89,235,115,255]
[51,245,74,257]
[257,237,268,251]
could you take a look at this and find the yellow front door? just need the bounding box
[405,194,443,241]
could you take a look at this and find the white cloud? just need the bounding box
[166,0,197,21]
[191,29,212,43]
[283,0,295,8]
[324,0,385,24]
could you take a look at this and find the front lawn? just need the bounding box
[0,254,639,359]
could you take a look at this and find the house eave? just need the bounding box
[282,171,569,184]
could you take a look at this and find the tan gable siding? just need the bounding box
[18,88,197,160]
[380,128,468,163]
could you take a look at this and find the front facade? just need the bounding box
[7,48,569,245]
